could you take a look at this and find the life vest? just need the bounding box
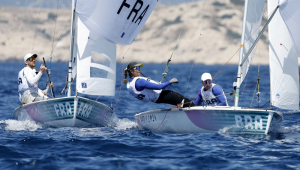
[18,67,39,96]
[201,83,227,106]
[127,77,162,102]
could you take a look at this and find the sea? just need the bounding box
[0,62,300,169]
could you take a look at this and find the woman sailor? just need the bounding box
[123,62,195,108]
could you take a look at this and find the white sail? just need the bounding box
[240,0,265,84]
[75,0,158,45]
[279,0,300,57]
[268,0,299,110]
[74,16,116,96]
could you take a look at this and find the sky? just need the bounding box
[0,0,202,8]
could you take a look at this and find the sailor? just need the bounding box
[194,72,228,106]
[18,53,54,104]
[123,62,195,108]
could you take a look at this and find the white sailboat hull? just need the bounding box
[135,106,283,134]
[13,96,119,127]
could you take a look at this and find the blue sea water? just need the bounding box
[1,62,300,169]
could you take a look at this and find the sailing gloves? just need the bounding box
[169,78,179,84]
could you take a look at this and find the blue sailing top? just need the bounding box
[194,85,227,106]
[130,78,170,91]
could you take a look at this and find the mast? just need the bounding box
[234,0,249,107]
[67,0,76,97]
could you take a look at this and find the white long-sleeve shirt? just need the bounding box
[18,67,49,102]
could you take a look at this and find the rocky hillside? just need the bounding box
[0,0,272,65]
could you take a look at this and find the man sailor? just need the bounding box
[18,53,54,104]
[194,72,228,106]
[123,62,195,108]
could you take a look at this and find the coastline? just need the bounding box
[0,0,283,65]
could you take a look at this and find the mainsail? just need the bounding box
[75,0,158,45]
[239,0,265,84]
[268,0,299,110]
[71,0,158,96]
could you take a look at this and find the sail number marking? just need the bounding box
[235,115,263,130]
[54,102,93,118]
[118,0,151,25]
[77,102,93,118]
[140,114,156,123]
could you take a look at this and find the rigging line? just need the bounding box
[159,24,184,83]
[241,25,265,94]
[160,0,190,84]
[152,108,172,132]
[110,44,132,108]
[250,83,258,108]
[112,56,125,109]
[31,0,43,53]
[115,37,135,70]
[227,71,269,103]
[213,5,275,80]
[241,71,269,95]
[184,0,211,96]
[50,0,60,58]
[257,41,261,107]
[51,16,71,56]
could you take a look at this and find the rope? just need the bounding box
[134,113,142,130]
[50,0,60,58]
[112,56,125,109]
[250,82,258,108]
[213,6,275,80]
[110,44,132,108]
[51,16,71,57]
[184,0,211,96]
[31,0,43,53]
[152,108,172,132]
[260,100,270,109]
[226,71,269,104]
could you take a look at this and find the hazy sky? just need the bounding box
[0,0,202,8]
[159,0,201,5]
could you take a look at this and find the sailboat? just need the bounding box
[13,0,158,127]
[135,0,299,134]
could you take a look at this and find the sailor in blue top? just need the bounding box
[124,62,195,108]
[194,73,228,106]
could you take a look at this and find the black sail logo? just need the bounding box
[117,0,150,25]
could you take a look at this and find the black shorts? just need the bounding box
[155,89,195,107]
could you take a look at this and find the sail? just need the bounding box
[279,0,300,57]
[75,0,158,45]
[268,0,299,110]
[74,15,116,96]
[239,0,265,84]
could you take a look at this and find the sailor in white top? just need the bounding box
[194,73,228,106]
[18,53,54,104]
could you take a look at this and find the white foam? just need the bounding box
[1,119,42,131]
[114,118,138,131]
[275,125,300,133]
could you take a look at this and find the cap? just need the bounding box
[128,62,144,70]
[24,53,37,63]
[201,72,212,81]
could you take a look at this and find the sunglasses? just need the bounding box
[134,66,140,71]
[27,57,36,61]
[203,80,211,85]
